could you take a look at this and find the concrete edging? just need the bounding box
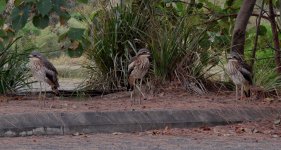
[0,107,280,137]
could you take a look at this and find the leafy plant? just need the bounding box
[79,2,150,90]
[0,37,32,94]
[254,63,281,95]
[77,0,223,92]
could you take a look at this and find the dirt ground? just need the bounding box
[142,119,281,139]
[0,86,281,141]
[0,86,281,115]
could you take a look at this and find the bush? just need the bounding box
[0,37,32,94]
[80,1,224,92]
[82,3,149,90]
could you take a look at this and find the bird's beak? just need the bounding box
[148,53,152,59]
[144,52,151,57]
[28,54,33,58]
[226,54,232,60]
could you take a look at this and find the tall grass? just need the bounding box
[254,60,281,95]
[82,2,149,90]
[0,37,32,94]
[80,1,220,92]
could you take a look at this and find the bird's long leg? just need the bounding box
[39,81,42,107]
[130,90,134,105]
[135,84,145,105]
[235,85,238,101]
[133,83,136,105]
[43,82,46,107]
[130,86,135,105]
[139,78,147,100]
[138,79,142,105]
[130,79,136,105]
[140,78,142,89]
[241,84,244,101]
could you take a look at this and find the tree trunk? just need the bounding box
[2,0,14,19]
[269,0,281,74]
[279,0,281,21]
[231,0,256,56]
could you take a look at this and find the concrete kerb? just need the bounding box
[0,107,280,137]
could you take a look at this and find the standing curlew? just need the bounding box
[226,52,252,100]
[128,48,151,104]
[28,51,59,106]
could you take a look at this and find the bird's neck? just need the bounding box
[228,60,239,69]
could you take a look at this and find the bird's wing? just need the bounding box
[45,69,59,87]
[128,61,135,76]
[128,56,137,75]
[43,59,58,75]
[241,61,251,72]
[239,65,252,85]
[129,56,137,64]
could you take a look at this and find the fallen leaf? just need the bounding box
[274,119,280,125]
[112,132,122,135]
[263,130,272,134]
[152,130,160,135]
[264,98,274,103]
[252,128,260,133]
[159,92,165,97]
[223,133,231,137]
[200,126,211,131]
[163,126,169,134]
[72,132,80,136]
[235,127,245,134]
[72,105,77,109]
[272,134,279,138]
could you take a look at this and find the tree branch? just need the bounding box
[269,0,281,73]
[203,13,270,25]
[250,0,265,71]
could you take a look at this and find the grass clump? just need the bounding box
[76,1,221,93]
[0,38,32,94]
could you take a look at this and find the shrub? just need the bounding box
[0,37,32,94]
[80,1,224,93]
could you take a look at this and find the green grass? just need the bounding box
[0,38,32,94]
[50,54,88,79]
[56,66,88,79]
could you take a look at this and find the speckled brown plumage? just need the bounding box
[128,48,150,104]
[29,51,59,96]
[226,53,252,100]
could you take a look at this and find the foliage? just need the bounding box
[0,0,280,95]
[1,0,71,30]
[0,37,31,94]
[254,63,281,94]
[0,0,88,58]
[74,0,228,92]
[81,3,149,89]
[0,0,91,94]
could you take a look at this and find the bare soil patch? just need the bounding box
[142,119,281,140]
[0,86,280,115]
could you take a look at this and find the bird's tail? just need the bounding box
[51,86,60,96]
[243,84,251,97]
